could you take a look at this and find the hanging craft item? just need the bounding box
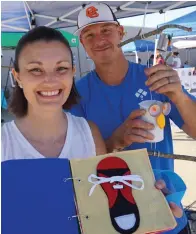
[156,33,173,52]
[139,100,171,142]
[70,149,178,234]
[156,33,169,52]
[167,34,173,46]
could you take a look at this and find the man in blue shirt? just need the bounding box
[70,3,196,233]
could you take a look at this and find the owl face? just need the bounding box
[148,102,171,129]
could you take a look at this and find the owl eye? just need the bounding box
[149,104,161,117]
[162,102,171,116]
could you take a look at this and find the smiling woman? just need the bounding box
[1,26,106,161]
[10,28,77,116]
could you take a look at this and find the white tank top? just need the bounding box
[1,112,96,162]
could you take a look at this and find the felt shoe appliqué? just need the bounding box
[88,157,144,233]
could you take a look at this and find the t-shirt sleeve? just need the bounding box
[166,87,196,129]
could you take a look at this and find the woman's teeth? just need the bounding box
[39,90,60,97]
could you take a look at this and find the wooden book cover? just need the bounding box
[70,149,177,234]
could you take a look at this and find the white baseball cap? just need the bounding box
[74,3,119,36]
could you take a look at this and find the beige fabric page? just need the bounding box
[70,149,177,234]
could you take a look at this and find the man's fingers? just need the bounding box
[155,180,183,218]
[129,128,154,140]
[144,64,173,76]
[124,134,147,145]
[149,77,170,92]
[145,69,177,86]
[155,179,166,189]
[155,82,181,94]
[127,109,146,120]
[169,202,183,218]
[155,180,171,195]
[122,109,155,146]
[126,119,154,130]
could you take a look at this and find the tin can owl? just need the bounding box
[139,100,171,142]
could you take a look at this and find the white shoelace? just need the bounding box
[88,174,145,196]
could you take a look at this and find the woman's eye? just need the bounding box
[29,68,42,74]
[30,68,41,72]
[57,67,68,72]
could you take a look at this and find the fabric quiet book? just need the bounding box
[70,149,177,234]
[1,158,80,234]
[2,149,182,234]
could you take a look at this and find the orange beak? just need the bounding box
[156,113,165,129]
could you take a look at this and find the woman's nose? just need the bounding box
[44,72,56,82]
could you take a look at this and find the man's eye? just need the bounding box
[103,28,111,34]
[86,33,93,39]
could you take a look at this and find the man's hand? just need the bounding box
[144,64,183,104]
[155,180,183,218]
[106,109,154,152]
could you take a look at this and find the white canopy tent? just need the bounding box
[1,1,196,32]
[173,40,196,49]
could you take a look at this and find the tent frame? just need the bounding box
[1,1,189,32]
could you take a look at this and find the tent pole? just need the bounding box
[2,16,27,24]
[153,39,158,65]
[77,47,82,78]
[59,19,77,24]
[34,14,56,20]
[120,7,158,13]
[189,49,191,64]
[186,49,188,62]
[24,1,34,17]
[59,6,82,19]
[23,1,31,29]
[135,51,138,63]
[1,24,28,32]
[162,1,186,13]
[45,20,58,27]
[120,2,135,8]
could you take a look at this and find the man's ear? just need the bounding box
[118,25,125,40]
[12,68,22,87]
[80,36,85,49]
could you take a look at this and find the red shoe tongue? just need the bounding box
[119,171,136,204]
[97,171,136,208]
[97,172,118,208]
[97,157,136,208]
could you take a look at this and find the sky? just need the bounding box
[119,5,196,28]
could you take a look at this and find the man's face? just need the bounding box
[80,23,124,64]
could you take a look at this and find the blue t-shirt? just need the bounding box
[70,61,195,233]
[71,62,195,170]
